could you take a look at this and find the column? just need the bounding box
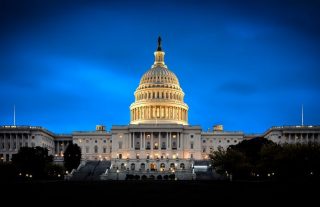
[169,132,171,149]
[133,133,135,150]
[143,132,145,149]
[9,134,12,151]
[140,132,143,149]
[166,132,169,149]
[313,133,315,142]
[15,134,18,151]
[4,134,7,150]
[178,132,181,149]
[151,132,154,155]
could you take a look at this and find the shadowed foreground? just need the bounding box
[0,180,318,206]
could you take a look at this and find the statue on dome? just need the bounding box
[157,36,162,51]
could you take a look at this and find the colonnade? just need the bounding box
[131,106,188,122]
[128,132,182,152]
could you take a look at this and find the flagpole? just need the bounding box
[14,105,16,126]
[301,104,304,126]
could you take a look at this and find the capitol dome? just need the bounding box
[130,37,189,125]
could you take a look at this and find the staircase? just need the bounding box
[70,161,111,181]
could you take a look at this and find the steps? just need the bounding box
[70,161,111,181]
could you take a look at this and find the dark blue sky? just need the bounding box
[1,0,320,134]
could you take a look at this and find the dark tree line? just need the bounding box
[0,144,81,181]
[210,138,320,180]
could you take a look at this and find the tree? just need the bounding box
[64,143,81,171]
[12,146,53,179]
[210,147,252,179]
[0,162,17,182]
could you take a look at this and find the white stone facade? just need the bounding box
[263,126,320,144]
[72,129,112,161]
[0,126,56,162]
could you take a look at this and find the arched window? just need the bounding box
[180,163,185,169]
[140,163,145,171]
[130,163,135,171]
[94,145,98,153]
[121,163,125,170]
[170,163,175,169]
[160,163,165,170]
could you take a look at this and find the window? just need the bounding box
[131,163,135,171]
[146,142,151,150]
[190,154,193,159]
[227,140,230,143]
[103,147,107,153]
[86,146,89,153]
[170,163,175,169]
[190,142,194,149]
[120,163,125,170]
[119,141,123,149]
[154,142,158,150]
[172,141,177,149]
[140,163,146,171]
[202,139,206,143]
[161,142,166,149]
[95,140,98,143]
[160,163,165,170]
[190,135,194,138]
[180,163,185,169]
[94,146,98,153]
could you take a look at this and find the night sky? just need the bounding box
[1,0,320,134]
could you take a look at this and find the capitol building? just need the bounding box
[1,38,319,180]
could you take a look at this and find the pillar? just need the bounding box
[151,132,154,154]
[140,132,143,149]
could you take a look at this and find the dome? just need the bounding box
[139,65,180,86]
[130,37,189,125]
